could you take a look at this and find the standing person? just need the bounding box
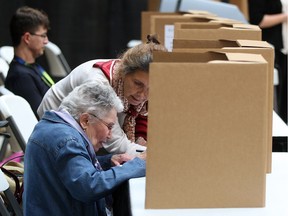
[37,35,167,156]
[23,81,146,216]
[248,0,288,123]
[5,6,54,118]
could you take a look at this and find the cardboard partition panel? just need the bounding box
[143,13,244,50]
[145,52,268,209]
[141,12,180,42]
[172,39,274,173]
[173,22,261,42]
[141,11,223,42]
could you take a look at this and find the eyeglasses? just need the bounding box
[29,32,48,39]
[88,113,114,131]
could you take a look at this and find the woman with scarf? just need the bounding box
[37,35,167,156]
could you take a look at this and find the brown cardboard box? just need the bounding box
[174,22,261,41]
[145,51,268,209]
[141,10,239,43]
[172,39,274,173]
[151,15,213,48]
[141,12,180,42]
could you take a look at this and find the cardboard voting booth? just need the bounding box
[142,11,221,41]
[173,22,261,41]
[172,39,274,173]
[141,12,242,50]
[145,51,268,209]
[141,12,179,42]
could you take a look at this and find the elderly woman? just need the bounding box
[23,81,146,216]
[37,35,167,156]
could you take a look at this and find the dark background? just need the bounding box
[0,0,148,70]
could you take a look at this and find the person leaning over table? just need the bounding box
[23,81,146,216]
[37,34,168,156]
[5,6,54,118]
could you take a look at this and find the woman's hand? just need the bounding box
[111,153,134,166]
[137,151,146,161]
[135,136,147,146]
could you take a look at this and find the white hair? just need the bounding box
[59,81,123,121]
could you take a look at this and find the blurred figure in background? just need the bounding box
[5,6,54,118]
[248,0,288,123]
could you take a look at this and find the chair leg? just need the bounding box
[4,189,23,216]
[6,117,26,152]
[0,197,10,216]
[0,135,10,161]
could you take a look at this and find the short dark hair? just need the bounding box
[10,6,50,46]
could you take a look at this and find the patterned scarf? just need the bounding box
[93,60,148,142]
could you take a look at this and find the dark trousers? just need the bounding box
[113,181,132,216]
[275,50,287,124]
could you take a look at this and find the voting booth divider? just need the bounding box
[172,39,274,173]
[145,51,269,209]
[141,12,260,51]
[141,9,274,209]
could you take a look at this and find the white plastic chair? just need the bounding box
[0,86,14,96]
[127,40,142,48]
[0,95,38,152]
[0,120,10,161]
[0,46,14,64]
[45,41,71,78]
[0,42,71,80]
[0,169,22,216]
[0,168,10,216]
[0,88,14,159]
[0,91,12,158]
[0,58,9,84]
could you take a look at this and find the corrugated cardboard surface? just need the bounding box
[145,52,267,209]
[141,12,179,42]
[141,12,224,42]
[172,40,274,173]
[152,16,247,47]
[141,11,245,42]
[173,22,261,41]
[150,15,217,43]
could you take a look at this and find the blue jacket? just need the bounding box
[23,111,146,216]
[5,59,50,118]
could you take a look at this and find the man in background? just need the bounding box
[5,6,54,118]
